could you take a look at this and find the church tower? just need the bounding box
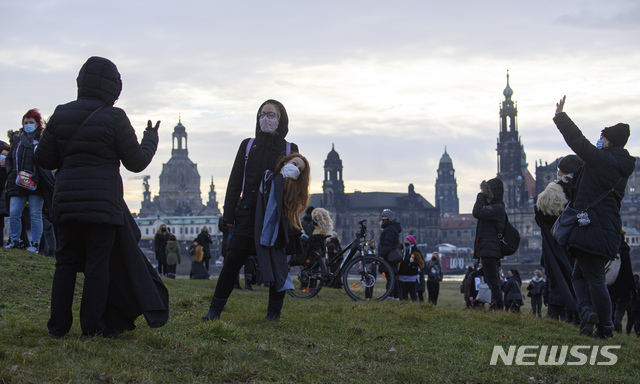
[435,148,459,214]
[154,119,203,215]
[496,71,528,210]
[207,177,221,214]
[322,144,346,209]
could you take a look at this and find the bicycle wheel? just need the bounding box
[342,255,395,301]
[288,256,328,299]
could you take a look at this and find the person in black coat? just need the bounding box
[502,269,523,313]
[608,232,637,333]
[154,224,170,276]
[554,96,636,338]
[301,206,315,237]
[378,209,402,299]
[534,155,583,322]
[527,270,545,317]
[195,226,213,270]
[36,56,160,338]
[202,100,299,321]
[425,251,443,305]
[472,178,506,310]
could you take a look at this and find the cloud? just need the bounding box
[2,0,640,215]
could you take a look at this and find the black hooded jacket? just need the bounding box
[36,56,158,225]
[473,178,506,259]
[379,220,402,259]
[553,112,636,259]
[222,100,298,239]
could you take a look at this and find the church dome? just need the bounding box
[174,121,186,133]
[327,143,340,161]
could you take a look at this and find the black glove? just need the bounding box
[146,120,160,132]
[543,298,548,306]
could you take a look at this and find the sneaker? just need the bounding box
[26,242,39,253]
[4,240,23,249]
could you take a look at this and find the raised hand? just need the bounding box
[146,120,161,132]
[555,95,566,115]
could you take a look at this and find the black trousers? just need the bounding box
[213,235,285,302]
[427,280,440,304]
[48,223,116,337]
[481,257,502,305]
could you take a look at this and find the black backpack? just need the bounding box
[498,213,520,256]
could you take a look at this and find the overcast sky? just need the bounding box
[2,0,639,214]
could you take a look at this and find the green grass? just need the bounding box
[1,249,639,383]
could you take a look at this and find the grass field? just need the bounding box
[1,249,639,383]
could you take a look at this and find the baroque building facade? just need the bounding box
[135,119,221,243]
[309,145,441,249]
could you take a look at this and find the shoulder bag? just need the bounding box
[551,177,623,246]
[604,254,621,286]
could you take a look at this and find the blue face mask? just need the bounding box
[23,123,36,133]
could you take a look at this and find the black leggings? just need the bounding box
[213,235,285,301]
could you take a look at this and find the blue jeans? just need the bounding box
[9,194,44,244]
[571,248,613,327]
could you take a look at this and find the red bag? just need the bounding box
[16,170,37,190]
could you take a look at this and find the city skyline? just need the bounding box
[2,1,639,214]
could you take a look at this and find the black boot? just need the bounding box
[264,299,284,322]
[594,324,614,339]
[234,276,243,290]
[578,307,599,336]
[202,296,227,321]
[244,275,255,290]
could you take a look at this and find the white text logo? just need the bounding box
[489,345,620,366]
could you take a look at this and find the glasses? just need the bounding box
[258,112,278,119]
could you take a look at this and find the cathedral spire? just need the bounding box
[503,69,513,101]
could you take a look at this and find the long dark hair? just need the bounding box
[275,153,310,230]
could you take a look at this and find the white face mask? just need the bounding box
[280,163,301,180]
[259,117,279,133]
[23,123,36,133]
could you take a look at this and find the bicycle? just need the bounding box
[288,220,396,301]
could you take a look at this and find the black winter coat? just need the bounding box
[472,179,506,259]
[398,245,423,277]
[154,233,170,264]
[527,278,544,296]
[378,220,402,259]
[195,231,213,260]
[534,180,578,312]
[36,56,158,226]
[222,100,298,239]
[553,112,636,259]
[502,275,522,303]
[5,130,50,198]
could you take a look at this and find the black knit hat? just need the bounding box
[558,155,584,175]
[601,123,630,148]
